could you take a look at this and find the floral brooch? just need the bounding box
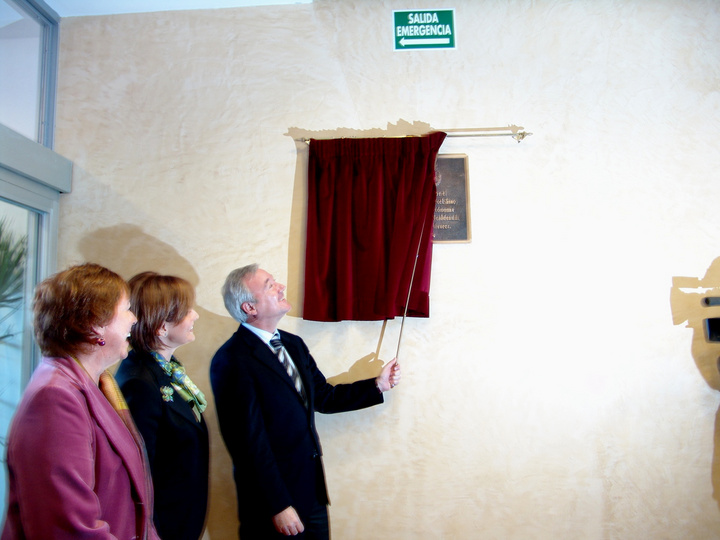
[160,386,174,402]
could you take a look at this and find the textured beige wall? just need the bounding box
[54,0,720,538]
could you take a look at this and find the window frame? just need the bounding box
[4,0,59,148]
[0,123,71,381]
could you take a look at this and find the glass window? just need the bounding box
[0,199,33,461]
[0,125,65,521]
[0,0,58,147]
[0,0,63,523]
[0,191,51,523]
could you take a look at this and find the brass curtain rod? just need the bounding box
[297,125,532,144]
[441,125,532,142]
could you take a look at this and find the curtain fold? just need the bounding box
[303,131,446,322]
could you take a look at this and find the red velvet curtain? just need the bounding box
[303,131,446,322]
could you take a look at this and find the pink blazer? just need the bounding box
[2,356,159,540]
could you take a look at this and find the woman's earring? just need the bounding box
[97,338,106,346]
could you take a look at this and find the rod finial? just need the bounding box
[511,131,532,143]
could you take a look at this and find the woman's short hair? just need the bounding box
[222,264,258,323]
[33,263,129,358]
[129,272,195,352]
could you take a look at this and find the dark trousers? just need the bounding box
[239,501,329,540]
[302,499,329,540]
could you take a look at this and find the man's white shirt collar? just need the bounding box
[242,322,276,347]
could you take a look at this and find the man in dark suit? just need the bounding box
[210,264,401,539]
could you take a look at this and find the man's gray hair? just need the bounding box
[222,264,258,323]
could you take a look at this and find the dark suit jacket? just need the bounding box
[116,349,209,540]
[2,356,159,540]
[210,324,383,535]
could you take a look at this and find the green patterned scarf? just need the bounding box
[151,351,207,422]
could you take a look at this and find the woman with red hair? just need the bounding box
[2,263,158,539]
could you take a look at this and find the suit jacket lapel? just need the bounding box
[57,359,150,519]
[238,326,308,405]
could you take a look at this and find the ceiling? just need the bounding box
[42,0,311,18]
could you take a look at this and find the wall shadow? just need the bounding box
[324,320,390,386]
[78,224,241,540]
[78,215,398,537]
[325,352,386,386]
[670,256,720,512]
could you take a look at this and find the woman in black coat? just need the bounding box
[115,272,209,540]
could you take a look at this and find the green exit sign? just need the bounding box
[394,9,456,50]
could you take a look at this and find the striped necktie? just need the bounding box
[270,332,308,407]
